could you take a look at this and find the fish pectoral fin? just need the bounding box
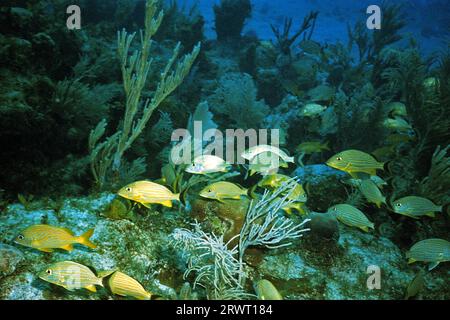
[37,247,54,253]
[160,200,173,208]
[425,212,435,218]
[348,171,359,179]
[407,258,416,264]
[61,244,74,251]
[428,261,439,271]
[85,285,97,293]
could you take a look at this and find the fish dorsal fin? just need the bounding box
[61,227,75,236]
[97,269,118,279]
[85,285,97,293]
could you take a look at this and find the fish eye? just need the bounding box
[208,189,212,193]
[336,157,342,161]
[17,234,24,240]
[46,269,52,275]
[396,203,402,207]
[126,187,131,192]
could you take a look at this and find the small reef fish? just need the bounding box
[392,196,442,219]
[258,174,307,202]
[281,201,308,215]
[299,103,326,117]
[358,179,386,208]
[328,204,374,232]
[423,77,439,90]
[386,133,415,145]
[386,102,407,117]
[185,155,230,175]
[404,270,426,300]
[118,180,180,208]
[107,271,152,300]
[199,181,247,202]
[39,261,105,292]
[241,144,294,163]
[254,279,283,300]
[371,145,396,161]
[248,152,288,176]
[383,117,412,132]
[14,224,96,253]
[370,175,388,189]
[406,238,450,270]
[326,149,384,178]
[296,141,330,154]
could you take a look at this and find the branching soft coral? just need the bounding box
[89,0,200,189]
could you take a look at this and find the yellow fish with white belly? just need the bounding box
[39,261,107,293]
[14,224,96,253]
[107,271,152,300]
[326,149,384,178]
[118,180,180,208]
[199,181,248,202]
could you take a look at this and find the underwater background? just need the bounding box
[0,0,449,300]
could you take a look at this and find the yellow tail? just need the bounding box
[78,229,97,249]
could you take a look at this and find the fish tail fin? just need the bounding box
[286,156,295,163]
[178,184,191,207]
[142,291,152,300]
[78,229,97,249]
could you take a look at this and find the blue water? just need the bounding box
[181,0,450,55]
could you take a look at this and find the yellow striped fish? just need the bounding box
[392,196,442,219]
[199,181,247,202]
[328,204,374,232]
[108,271,152,300]
[326,149,384,178]
[14,224,96,253]
[254,279,283,300]
[358,179,386,208]
[39,261,105,292]
[258,174,307,202]
[118,180,180,208]
[406,238,450,270]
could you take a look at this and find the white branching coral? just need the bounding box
[238,177,311,283]
[170,177,311,299]
[170,223,249,300]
